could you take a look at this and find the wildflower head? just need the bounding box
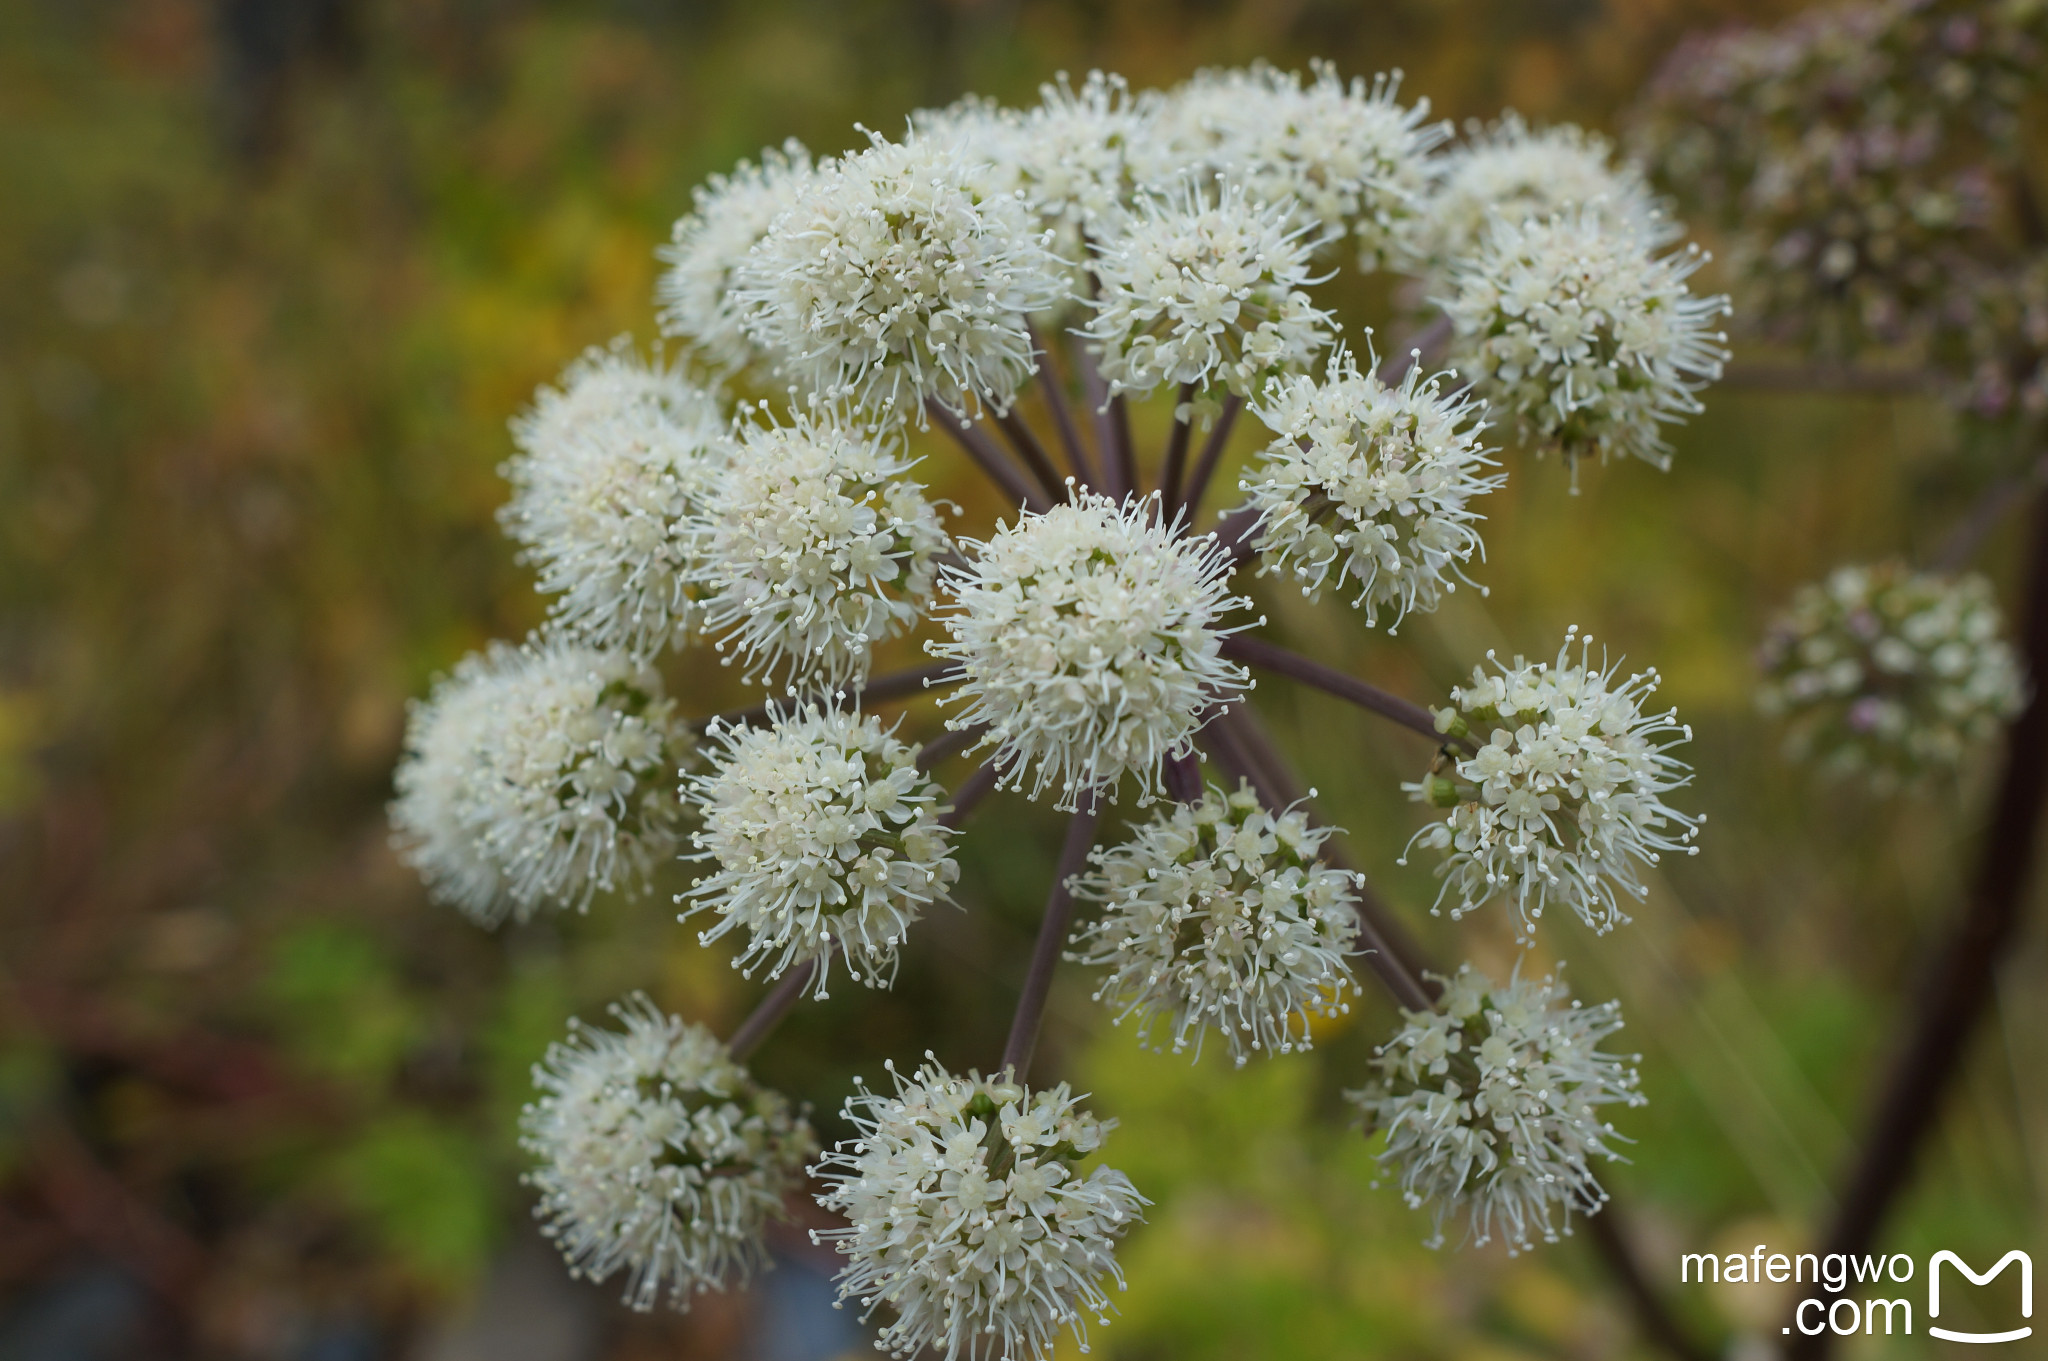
[694,404,949,694]
[499,343,731,661]
[1143,62,1447,271]
[1083,179,1333,407]
[1441,210,1730,475]
[683,705,958,998]
[521,995,816,1310]
[1348,964,1643,1253]
[1400,627,1701,939]
[932,492,1252,811]
[1758,561,2029,790]
[1009,70,1144,268]
[1241,345,1500,630]
[734,131,1069,421]
[390,640,693,925]
[813,1057,1146,1360]
[657,140,816,374]
[1413,114,1674,275]
[1069,780,1361,1065]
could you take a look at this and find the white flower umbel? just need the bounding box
[1069,781,1361,1066]
[682,706,957,998]
[1083,179,1333,406]
[1347,964,1643,1253]
[1401,628,1700,939]
[1758,561,2029,789]
[500,344,731,660]
[694,406,950,693]
[1412,114,1675,276]
[1442,210,1730,475]
[658,140,815,374]
[733,132,1069,421]
[1143,62,1446,271]
[813,1058,1146,1361]
[1241,347,1501,631]
[391,641,692,925]
[1006,71,1142,288]
[932,493,1252,811]
[521,995,815,1311]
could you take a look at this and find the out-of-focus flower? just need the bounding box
[499,343,730,661]
[391,641,692,925]
[658,140,816,374]
[1142,62,1447,271]
[1758,561,2028,788]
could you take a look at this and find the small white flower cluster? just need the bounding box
[1243,348,1501,630]
[390,640,692,925]
[734,133,1068,421]
[695,408,950,693]
[813,1058,1146,1361]
[1402,628,1701,939]
[658,139,816,374]
[1412,114,1675,278]
[933,493,1252,810]
[1084,180,1332,405]
[1441,211,1731,474]
[1757,561,2029,788]
[1000,72,1143,283]
[521,996,815,1310]
[1347,964,1643,1253]
[500,344,730,661]
[1070,781,1361,1066]
[683,706,958,997]
[1145,62,1448,270]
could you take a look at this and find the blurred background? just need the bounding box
[2,1,2043,1358]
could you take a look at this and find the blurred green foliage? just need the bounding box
[1,1,2043,1358]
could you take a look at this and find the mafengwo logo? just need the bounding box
[1928,1251,2032,1345]
[1679,1246,2033,1342]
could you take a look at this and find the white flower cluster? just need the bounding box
[933,493,1252,810]
[695,408,950,693]
[1757,561,2028,788]
[1242,349,1500,630]
[1070,781,1361,1066]
[1083,180,1333,404]
[521,996,815,1310]
[658,139,816,374]
[734,132,1068,421]
[1000,72,1142,279]
[1146,62,1447,270]
[813,1059,1146,1361]
[1413,113,1674,278]
[499,345,730,661]
[1442,211,1730,474]
[1402,628,1700,939]
[391,640,691,925]
[1347,965,1643,1253]
[683,706,958,997]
